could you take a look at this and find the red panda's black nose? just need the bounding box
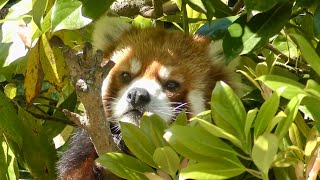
[126,88,151,107]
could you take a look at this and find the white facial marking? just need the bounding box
[101,74,112,98]
[110,47,132,63]
[187,90,205,115]
[114,78,172,123]
[158,66,172,80]
[130,58,141,74]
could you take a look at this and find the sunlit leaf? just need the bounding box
[192,118,243,149]
[305,79,320,100]
[0,0,8,10]
[288,123,305,149]
[97,153,153,180]
[174,110,188,126]
[153,146,180,177]
[275,94,305,140]
[140,113,168,148]
[4,83,16,99]
[187,0,232,19]
[180,160,245,179]
[245,108,258,142]
[302,97,320,131]
[254,91,280,138]
[51,0,92,32]
[164,125,240,162]
[264,111,286,134]
[257,75,306,99]
[120,122,157,167]
[252,134,279,177]
[80,0,115,20]
[190,110,212,123]
[223,2,292,62]
[0,135,18,180]
[289,33,320,77]
[32,0,48,28]
[211,81,246,140]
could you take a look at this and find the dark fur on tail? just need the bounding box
[57,128,104,180]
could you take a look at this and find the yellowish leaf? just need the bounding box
[4,83,17,99]
[40,34,68,89]
[24,43,43,103]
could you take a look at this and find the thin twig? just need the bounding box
[232,0,244,15]
[27,110,75,126]
[265,43,310,71]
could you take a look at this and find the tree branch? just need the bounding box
[52,37,119,155]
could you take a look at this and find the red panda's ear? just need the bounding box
[92,16,131,51]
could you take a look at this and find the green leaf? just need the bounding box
[245,108,258,142]
[51,0,92,32]
[32,0,48,28]
[211,81,246,140]
[254,91,280,138]
[180,160,245,179]
[0,135,18,180]
[288,123,304,149]
[17,108,57,179]
[252,134,279,177]
[294,112,310,138]
[305,79,320,99]
[174,110,188,126]
[223,2,292,62]
[0,0,8,10]
[264,111,286,134]
[257,75,306,99]
[0,92,23,147]
[302,97,320,131]
[244,0,280,20]
[80,0,115,20]
[314,6,320,39]
[192,118,243,150]
[164,125,240,162]
[187,0,232,19]
[97,153,154,180]
[190,110,212,123]
[255,62,268,77]
[289,33,320,77]
[275,95,305,140]
[120,122,157,167]
[140,113,168,148]
[153,146,180,177]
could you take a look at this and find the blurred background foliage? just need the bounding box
[0,0,320,179]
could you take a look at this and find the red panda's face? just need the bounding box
[100,28,236,125]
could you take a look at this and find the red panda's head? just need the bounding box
[93,17,237,126]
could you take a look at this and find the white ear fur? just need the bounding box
[92,16,132,51]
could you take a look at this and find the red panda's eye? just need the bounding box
[120,72,132,84]
[164,80,180,91]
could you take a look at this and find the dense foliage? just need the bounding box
[0,0,320,179]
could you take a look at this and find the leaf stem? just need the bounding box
[246,168,262,179]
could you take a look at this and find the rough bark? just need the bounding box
[58,40,118,155]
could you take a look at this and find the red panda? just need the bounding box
[57,16,238,179]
